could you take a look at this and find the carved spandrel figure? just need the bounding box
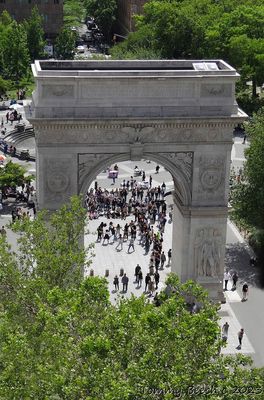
[195,228,221,277]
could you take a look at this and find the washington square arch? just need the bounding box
[27,59,246,300]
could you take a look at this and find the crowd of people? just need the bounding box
[85,168,173,297]
[112,245,171,297]
[85,178,168,221]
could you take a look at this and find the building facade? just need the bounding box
[117,0,147,34]
[0,0,63,39]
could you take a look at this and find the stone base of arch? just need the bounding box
[171,201,227,301]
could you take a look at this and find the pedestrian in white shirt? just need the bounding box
[224,270,231,291]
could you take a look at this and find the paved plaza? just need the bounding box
[0,105,263,365]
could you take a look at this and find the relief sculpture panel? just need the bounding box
[194,227,223,278]
[44,158,73,205]
[196,154,226,203]
[42,85,74,99]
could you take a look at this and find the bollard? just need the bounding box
[120,268,124,277]
[90,269,94,276]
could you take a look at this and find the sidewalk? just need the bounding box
[220,289,254,355]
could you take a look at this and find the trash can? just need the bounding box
[16,123,25,132]
[20,149,30,160]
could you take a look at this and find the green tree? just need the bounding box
[205,5,264,99]
[0,11,14,76]
[112,0,219,59]
[1,21,30,81]
[231,108,264,230]
[0,161,32,196]
[11,196,92,289]
[0,202,264,399]
[0,76,10,97]
[24,6,45,62]
[84,0,117,41]
[55,28,76,59]
[64,0,86,28]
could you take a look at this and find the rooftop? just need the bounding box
[32,59,239,78]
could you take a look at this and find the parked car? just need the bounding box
[76,45,85,54]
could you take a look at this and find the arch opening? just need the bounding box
[82,157,188,299]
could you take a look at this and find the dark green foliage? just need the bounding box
[0,202,264,398]
[231,108,264,237]
[55,28,76,59]
[84,0,117,41]
[23,7,45,61]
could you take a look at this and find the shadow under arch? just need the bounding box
[79,152,191,207]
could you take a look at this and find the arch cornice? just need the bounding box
[31,118,239,131]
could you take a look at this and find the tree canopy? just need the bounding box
[63,0,86,28]
[231,107,264,231]
[0,9,45,85]
[55,27,76,59]
[23,7,45,62]
[84,0,117,41]
[0,161,32,191]
[0,196,263,398]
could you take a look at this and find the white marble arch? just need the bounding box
[28,59,247,301]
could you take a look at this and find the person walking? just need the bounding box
[113,275,119,291]
[167,249,172,266]
[122,274,129,292]
[224,270,231,291]
[128,237,135,253]
[145,273,151,292]
[116,234,123,251]
[138,270,143,288]
[222,322,230,342]
[148,279,155,296]
[135,264,141,284]
[160,251,166,269]
[242,282,248,301]
[232,272,238,290]
[154,271,160,289]
[238,328,244,348]
[102,230,110,245]
[149,175,152,188]
[0,225,6,236]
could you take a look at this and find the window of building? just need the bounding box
[54,0,59,3]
